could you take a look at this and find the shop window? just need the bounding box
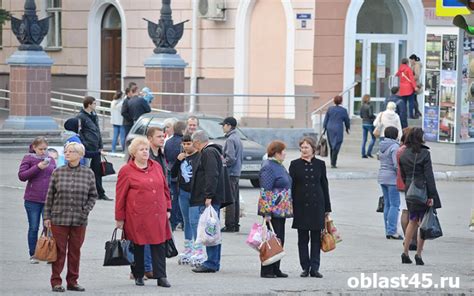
[357,0,407,34]
[46,0,61,49]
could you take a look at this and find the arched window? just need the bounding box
[102,6,121,29]
[357,0,407,34]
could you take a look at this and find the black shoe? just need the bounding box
[192,266,216,273]
[310,271,323,278]
[331,165,337,168]
[157,277,171,288]
[401,253,412,264]
[135,278,145,286]
[52,285,65,292]
[66,285,85,292]
[362,155,368,159]
[367,154,374,158]
[221,226,237,233]
[99,195,113,201]
[414,254,424,266]
[260,274,277,278]
[300,269,310,277]
[409,244,417,251]
[275,271,288,278]
[387,235,404,240]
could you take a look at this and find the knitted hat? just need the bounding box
[64,118,80,134]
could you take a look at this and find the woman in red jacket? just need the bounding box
[115,136,172,288]
[396,58,418,119]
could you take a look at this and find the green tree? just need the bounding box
[0,9,11,26]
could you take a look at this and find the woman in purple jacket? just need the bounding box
[18,137,56,263]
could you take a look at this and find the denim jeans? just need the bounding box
[189,204,221,271]
[24,200,44,256]
[111,124,125,153]
[169,180,183,230]
[178,190,193,240]
[402,94,415,118]
[381,184,400,236]
[361,124,376,157]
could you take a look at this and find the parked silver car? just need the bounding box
[126,112,265,187]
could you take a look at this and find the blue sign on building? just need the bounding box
[296,13,311,20]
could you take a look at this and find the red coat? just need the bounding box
[115,159,171,245]
[395,64,416,96]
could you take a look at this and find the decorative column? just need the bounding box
[3,0,57,130]
[143,0,188,112]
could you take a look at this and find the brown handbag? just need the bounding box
[34,228,57,262]
[316,130,328,157]
[259,222,285,266]
[321,218,336,253]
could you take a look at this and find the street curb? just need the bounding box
[103,171,474,182]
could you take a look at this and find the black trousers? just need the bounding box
[123,124,133,139]
[261,218,285,276]
[132,243,166,279]
[297,229,321,272]
[224,176,240,228]
[89,155,105,197]
[330,147,340,167]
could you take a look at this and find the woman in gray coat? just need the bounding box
[377,126,402,240]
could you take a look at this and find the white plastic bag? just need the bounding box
[196,206,222,246]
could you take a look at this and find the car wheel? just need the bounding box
[250,179,260,188]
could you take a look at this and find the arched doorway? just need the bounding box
[344,0,425,115]
[101,5,121,100]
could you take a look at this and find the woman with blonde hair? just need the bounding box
[373,101,402,140]
[115,136,172,288]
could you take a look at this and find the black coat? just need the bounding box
[77,109,103,151]
[289,157,331,230]
[127,95,151,122]
[399,146,441,212]
[190,143,232,208]
[120,97,133,126]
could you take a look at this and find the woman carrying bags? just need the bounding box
[115,136,172,288]
[289,137,331,278]
[257,140,293,278]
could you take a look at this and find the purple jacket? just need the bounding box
[18,154,56,203]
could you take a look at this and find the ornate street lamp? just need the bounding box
[144,0,189,54]
[11,0,50,51]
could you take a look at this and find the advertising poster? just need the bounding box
[460,113,470,140]
[439,106,455,142]
[440,70,456,107]
[426,34,442,71]
[442,34,457,70]
[425,71,440,106]
[423,106,439,142]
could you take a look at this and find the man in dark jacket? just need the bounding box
[220,117,243,233]
[121,82,136,138]
[127,85,151,123]
[189,131,229,273]
[77,96,111,201]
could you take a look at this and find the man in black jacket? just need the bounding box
[77,96,111,201]
[127,85,151,123]
[121,82,136,138]
[189,131,229,273]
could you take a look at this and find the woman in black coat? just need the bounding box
[289,137,331,278]
[399,127,441,266]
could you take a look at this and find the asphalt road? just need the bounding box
[0,152,472,295]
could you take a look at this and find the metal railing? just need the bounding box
[311,82,359,135]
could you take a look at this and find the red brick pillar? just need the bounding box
[144,54,187,113]
[3,51,57,130]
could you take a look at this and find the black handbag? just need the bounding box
[420,207,443,240]
[405,154,428,205]
[165,222,178,258]
[316,130,328,157]
[103,228,132,266]
[101,156,116,176]
[376,196,384,213]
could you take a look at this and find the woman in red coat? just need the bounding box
[396,58,418,119]
[115,136,172,288]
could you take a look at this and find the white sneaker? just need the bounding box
[30,256,39,264]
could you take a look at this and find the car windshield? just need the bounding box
[198,118,247,140]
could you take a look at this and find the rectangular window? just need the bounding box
[46,0,61,49]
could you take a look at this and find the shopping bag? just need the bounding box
[420,207,443,240]
[326,217,342,243]
[259,222,285,266]
[103,228,131,266]
[376,196,384,213]
[316,131,328,157]
[246,219,275,251]
[34,227,57,262]
[196,206,222,246]
[101,156,115,176]
[321,220,336,252]
[165,222,178,258]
